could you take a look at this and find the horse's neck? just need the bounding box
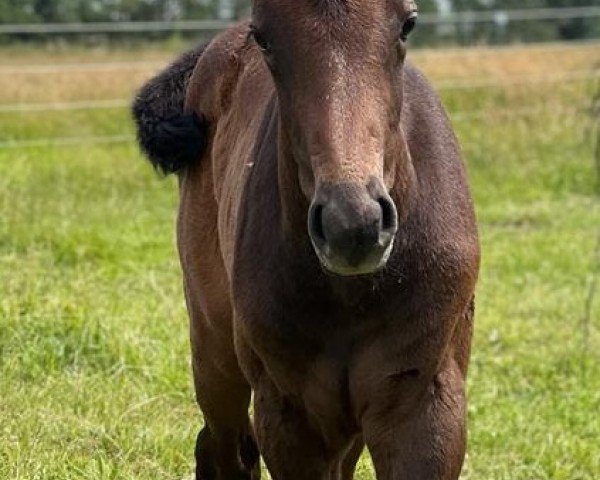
[274,121,312,244]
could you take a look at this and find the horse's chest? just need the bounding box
[233,239,472,408]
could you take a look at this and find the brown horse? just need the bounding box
[133,1,480,478]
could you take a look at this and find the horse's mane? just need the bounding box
[132,43,209,175]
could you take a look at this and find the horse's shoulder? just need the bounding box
[399,62,477,245]
[186,22,253,119]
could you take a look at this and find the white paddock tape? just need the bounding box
[0,61,164,75]
[436,70,600,91]
[0,70,600,114]
[0,99,130,113]
[0,134,134,150]
[450,105,581,121]
[0,70,596,115]
[0,105,584,151]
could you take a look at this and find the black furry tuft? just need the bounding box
[132,43,208,175]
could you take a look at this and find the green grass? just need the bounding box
[1,44,599,479]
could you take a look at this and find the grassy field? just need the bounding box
[1,41,599,479]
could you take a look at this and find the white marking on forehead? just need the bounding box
[323,46,379,181]
[327,46,349,151]
[327,46,350,106]
[328,46,348,80]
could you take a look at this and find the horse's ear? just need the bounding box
[132,43,209,175]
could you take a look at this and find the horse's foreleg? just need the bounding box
[362,362,467,480]
[190,308,260,480]
[252,378,336,480]
[338,436,365,480]
[327,436,365,480]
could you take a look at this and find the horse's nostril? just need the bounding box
[310,204,325,243]
[378,196,397,232]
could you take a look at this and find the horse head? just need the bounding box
[251,0,418,275]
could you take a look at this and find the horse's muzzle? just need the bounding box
[308,180,398,276]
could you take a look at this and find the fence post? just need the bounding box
[217,0,236,20]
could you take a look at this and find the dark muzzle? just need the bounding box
[308,180,398,276]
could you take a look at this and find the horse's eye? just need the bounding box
[251,27,272,54]
[400,11,418,41]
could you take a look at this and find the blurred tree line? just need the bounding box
[0,0,597,45]
[0,0,219,23]
[440,0,600,44]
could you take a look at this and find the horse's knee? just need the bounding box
[364,375,467,480]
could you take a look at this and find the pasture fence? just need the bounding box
[0,41,597,179]
[0,61,165,75]
[0,42,597,77]
[0,69,597,116]
[0,104,589,150]
[0,6,599,35]
[0,100,131,113]
[0,135,134,150]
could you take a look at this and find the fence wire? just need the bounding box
[0,44,596,150]
[0,105,584,150]
[1,42,597,77]
[0,70,596,115]
[0,99,130,113]
[0,135,134,150]
[0,61,165,75]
